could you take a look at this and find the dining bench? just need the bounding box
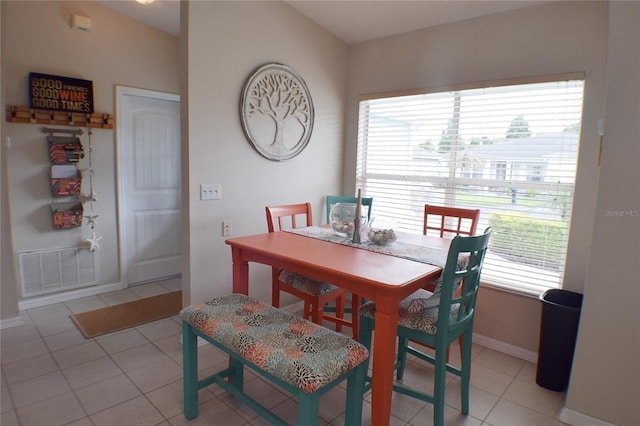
[180,293,370,426]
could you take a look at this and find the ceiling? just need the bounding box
[97,0,549,45]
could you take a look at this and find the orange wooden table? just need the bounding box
[226,231,448,425]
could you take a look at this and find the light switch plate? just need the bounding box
[200,184,221,200]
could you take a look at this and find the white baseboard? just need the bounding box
[473,332,538,363]
[18,282,123,310]
[559,407,617,426]
[0,315,25,329]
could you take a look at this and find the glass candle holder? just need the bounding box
[330,202,368,238]
[367,216,398,245]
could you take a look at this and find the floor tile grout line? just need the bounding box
[5,279,568,426]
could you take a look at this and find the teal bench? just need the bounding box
[180,293,369,425]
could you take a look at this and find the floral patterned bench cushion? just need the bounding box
[278,270,340,297]
[180,293,369,393]
[359,289,460,335]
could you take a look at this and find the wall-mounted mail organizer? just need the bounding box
[49,135,84,163]
[6,106,114,129]
[45,128,85,229]
[51,202,84,229]
[50,165,82,197]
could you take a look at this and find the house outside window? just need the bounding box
[493,161,507,180]
[355,75,585,294]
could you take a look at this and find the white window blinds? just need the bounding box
[356,77,585,295]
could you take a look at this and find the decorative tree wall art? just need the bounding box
[240,63,314,161]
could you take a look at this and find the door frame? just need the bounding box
[115,86,181,288]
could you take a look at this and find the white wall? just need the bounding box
[183,1,348,305]
[565,2,640,425]
[0,0,20,321]
[344,1,608,353]
[1,0,179,315]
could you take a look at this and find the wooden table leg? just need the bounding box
[370,300,399,426]
[231,248,249,295]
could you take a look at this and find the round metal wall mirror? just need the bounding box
[240,63,314,161]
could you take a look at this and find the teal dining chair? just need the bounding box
[422,204,481,361]
[326,195,374,223]
[358,227,492,426]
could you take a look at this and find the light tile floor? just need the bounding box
[1,279,569,425]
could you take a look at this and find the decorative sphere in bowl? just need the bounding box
[367,217,398,245]
[329,202,368,238]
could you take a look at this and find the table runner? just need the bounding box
[286,226,468,308]
[286,226,450,267]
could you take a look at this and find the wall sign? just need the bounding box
[240,63,314,161]
[29,72,94,113]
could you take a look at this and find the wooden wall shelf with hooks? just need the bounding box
[6,106,114,129]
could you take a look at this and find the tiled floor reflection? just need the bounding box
[1,279,568,425]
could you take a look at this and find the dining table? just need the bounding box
[225,227,452,425]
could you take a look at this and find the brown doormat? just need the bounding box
[70,291,182,338]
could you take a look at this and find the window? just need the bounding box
[493,161,507,180]
[356,75,585,295]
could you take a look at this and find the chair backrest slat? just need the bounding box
[438,227,491,333]
[266,202,313,232]
[423,204,480,237]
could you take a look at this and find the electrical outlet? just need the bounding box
[222,220,232,236]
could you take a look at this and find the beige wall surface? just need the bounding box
[183,1,348,305]
[0,2,20,320]
[344,1,608,353]
[566,2,640,425]
[1,0,179,317]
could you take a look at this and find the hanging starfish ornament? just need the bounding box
[86,232,102,251]
[84,214,99,228]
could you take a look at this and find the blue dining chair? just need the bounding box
[358,227,492,426]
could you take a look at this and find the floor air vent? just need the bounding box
[18,247,99,298]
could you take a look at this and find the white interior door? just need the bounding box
[116,86,181,286]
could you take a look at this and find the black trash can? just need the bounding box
[535,289,583,392]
